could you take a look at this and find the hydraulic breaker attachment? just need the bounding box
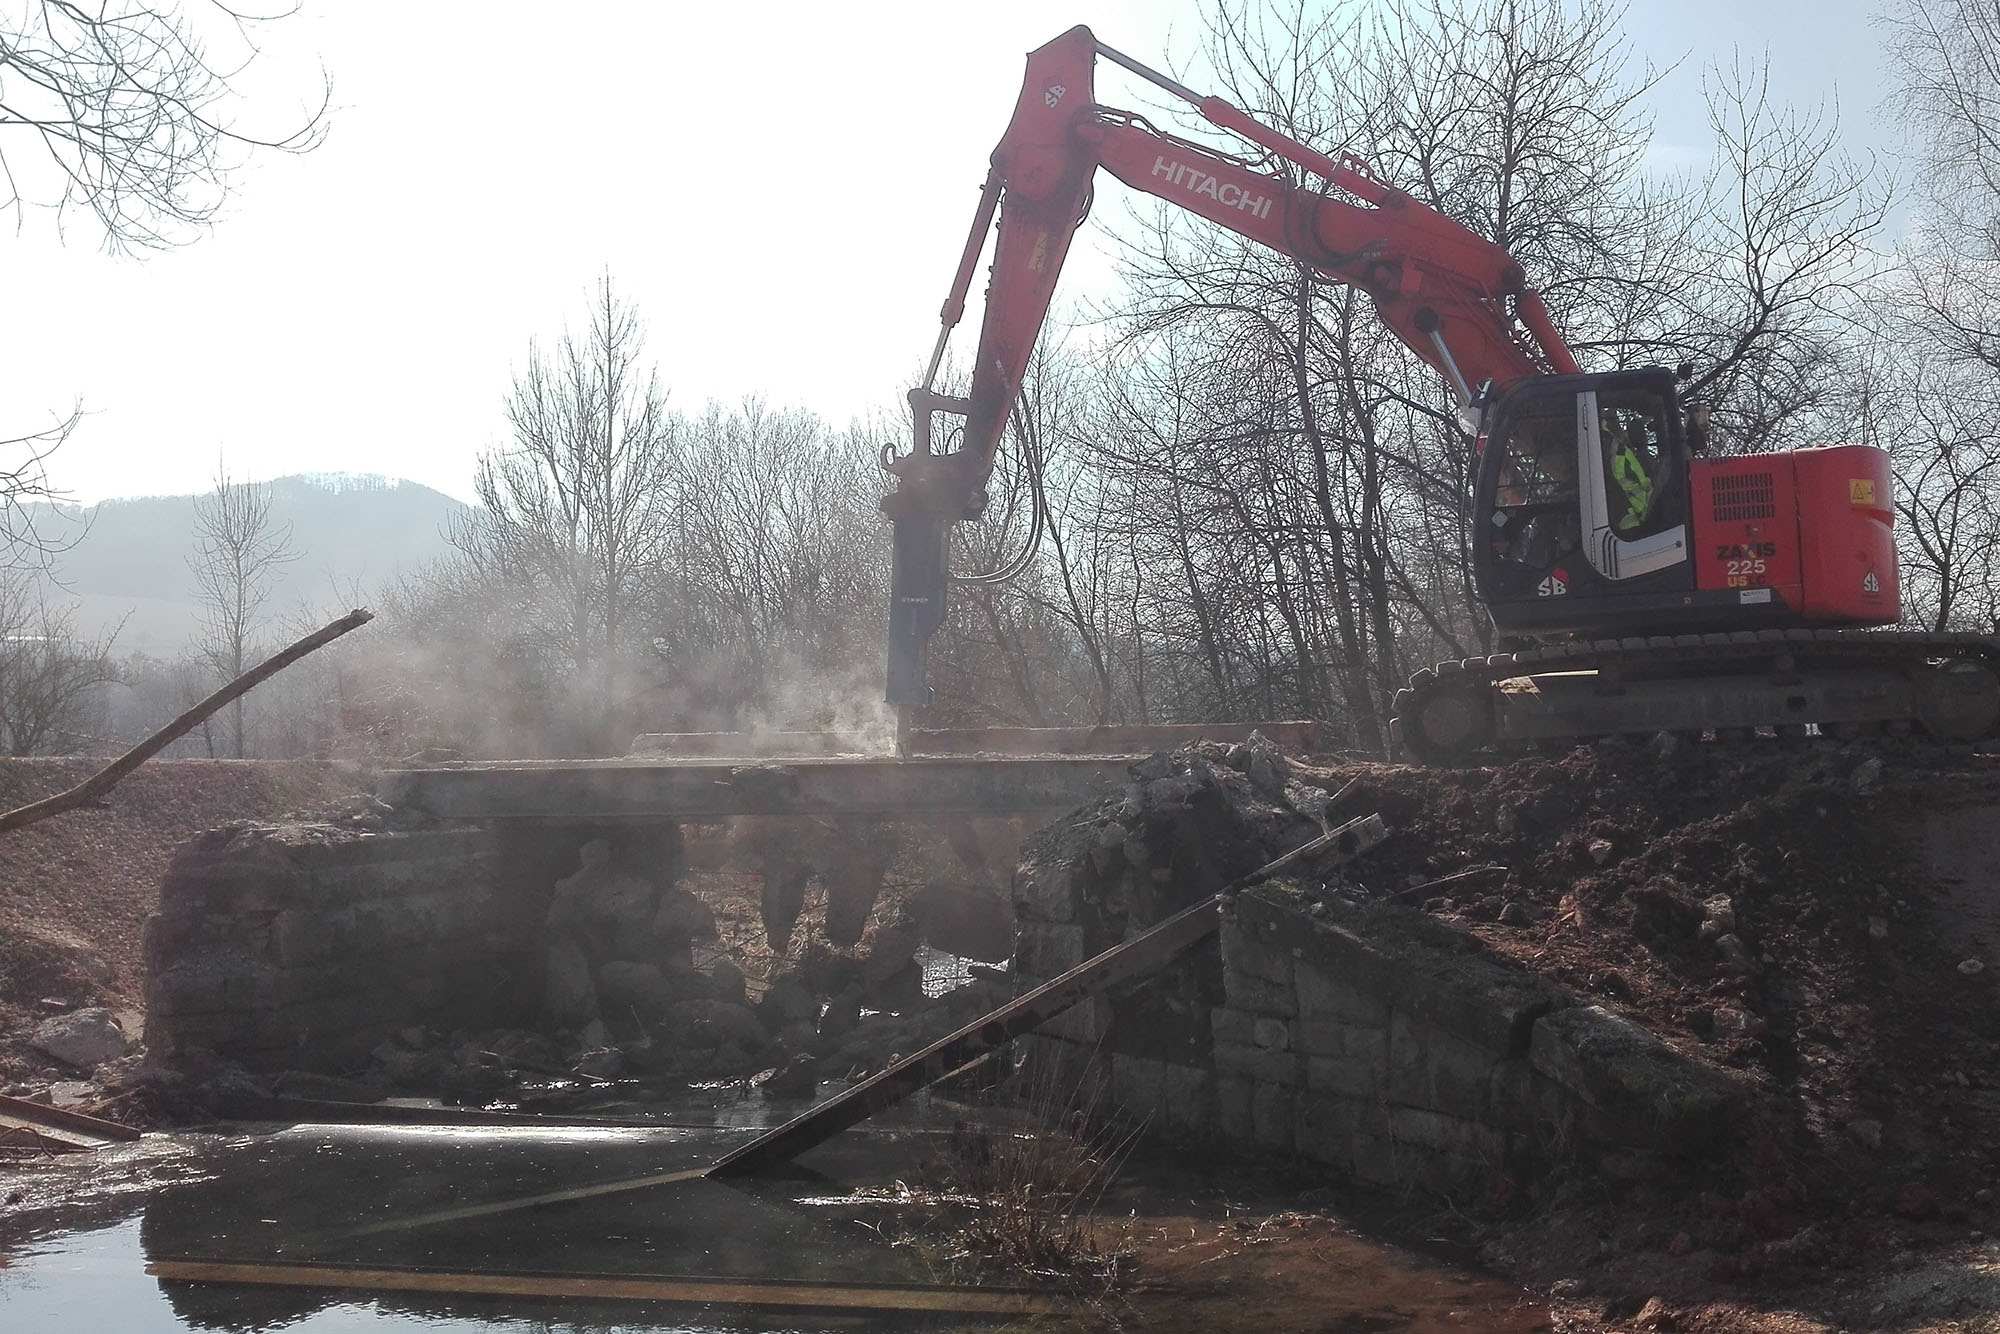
[884,512,947,711]
[888,516,948,716]
[882,388,978,713]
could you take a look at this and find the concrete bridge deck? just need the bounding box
[375,755,1140,821]
[376,722,1322,823]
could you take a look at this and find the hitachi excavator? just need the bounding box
[880,25,2000,762]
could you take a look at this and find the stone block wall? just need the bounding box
[144,821,559,1072]
[1011,760,1744,1193]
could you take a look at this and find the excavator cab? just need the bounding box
[1473,367,1696,637]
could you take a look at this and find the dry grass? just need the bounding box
[899,1051,1139,1297]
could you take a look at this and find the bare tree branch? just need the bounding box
[0,401,86,569]
[0,0,330,251]
[0,606,370,838]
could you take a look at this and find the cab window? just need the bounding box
[1595,389,1677,539]
[1492,396,1578,509]
[1488,395,1579,573]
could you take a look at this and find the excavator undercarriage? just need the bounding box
[1390,630,2000,764]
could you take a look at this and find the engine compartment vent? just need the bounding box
[1711,472,1776,522]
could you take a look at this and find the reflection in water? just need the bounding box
[136,1122,950,1331]
[0,1095,1547,1332]
[2,1217,870,1331]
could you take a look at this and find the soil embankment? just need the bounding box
[1307,742,2000,1330]
[1352,742,1998,1230]
[0,759,358,1085]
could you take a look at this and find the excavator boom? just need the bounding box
[900,25,1575,518]
[885,25,1575,709]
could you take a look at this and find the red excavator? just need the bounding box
[881,26,2000,760]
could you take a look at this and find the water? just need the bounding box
[912,945,985,999]
[0,1093,1546,1332]
[0,1114,981,1333]
[2,1216,879,1330]
[7,1217,679,1332]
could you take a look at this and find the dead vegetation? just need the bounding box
[912,1060,1141,1290]
[801,1055,1145,1320]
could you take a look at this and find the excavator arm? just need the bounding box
[883,24,1580,712]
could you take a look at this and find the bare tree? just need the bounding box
[0,405,85,570]
[0,0,329,252]
[1647,60,1889,452]
[1077,0,1674,747]
[1881,0,2000,373]
[101,649,212,757]
[660,399,886,726]
[953,0,1888,751]
[0,567,119,754]
[1871,1,2000,630]
[1840,341,2000,633]
[391,377,889,757]
[448,273,678,754]
[189,463,296,756]
[249,576,371,757]
[0,5,326,588]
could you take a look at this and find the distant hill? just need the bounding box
[30,474,468,653]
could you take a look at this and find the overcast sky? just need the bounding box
[2,0,1904,505]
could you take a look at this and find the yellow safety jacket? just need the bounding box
[1612,442,1654,533]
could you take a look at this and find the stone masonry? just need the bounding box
[144,820,598,1072]
[1012,738,1744,1193]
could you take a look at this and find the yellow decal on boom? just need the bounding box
[1849,479,1877,505]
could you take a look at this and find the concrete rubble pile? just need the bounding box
[1016,731,1339,953]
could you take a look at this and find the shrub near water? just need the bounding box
[903,1056,1138,1293]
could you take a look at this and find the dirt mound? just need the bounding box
[0,758,361,1082]
[1316,741,1999,1291]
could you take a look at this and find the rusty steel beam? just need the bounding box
[708,893,1227,1178]
[144,1260,1072,1316]
[0,1090,140,1146]
[376,756,1137,822]
[709,811,1388,1176]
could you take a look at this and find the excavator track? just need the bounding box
[1389,628,2000,765]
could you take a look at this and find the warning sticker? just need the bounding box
[1849,479,1877,505]
[1739,587,1773,604]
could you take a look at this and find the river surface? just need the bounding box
[0,1085,1547,1331]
